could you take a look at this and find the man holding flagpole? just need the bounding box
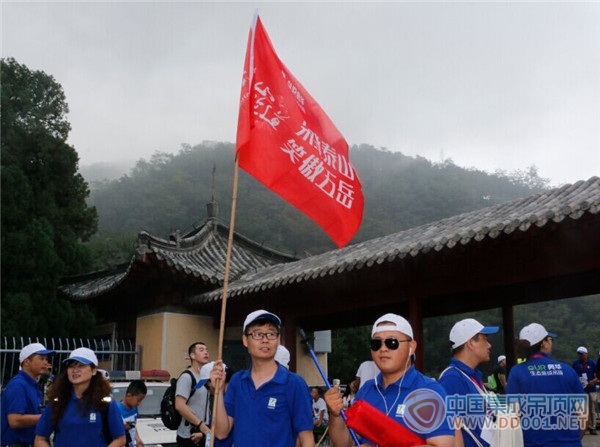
[209,310,314,447]
[209,12,364,447]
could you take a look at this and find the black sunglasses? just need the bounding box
[370,337,411,351]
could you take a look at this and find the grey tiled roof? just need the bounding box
[191,176,600,304]
[58,265,131,301]
[59,219,297,300]
[136,219,297,282]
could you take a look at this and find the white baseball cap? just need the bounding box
[577,346,588,354]
[519,323,557,345]
[371,313,413,339]
[449,318,499,349]
[196,361,227,388]
[19,343,55,364]
[497,355,506,364]
[275,345,291,368]
[243,309,281,333]
[63,347,98,366]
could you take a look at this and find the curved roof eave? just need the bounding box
[59,218,298,301]
[190,176,600,305]
[58,261,132,301]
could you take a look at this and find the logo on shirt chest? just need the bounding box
[268,397,277,410]
[396,404,405,417]
[89,412,97,423]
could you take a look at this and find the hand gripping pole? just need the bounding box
[299,328,361,446]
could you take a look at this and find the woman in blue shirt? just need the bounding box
[34,347,126,447]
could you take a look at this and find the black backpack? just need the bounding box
[160,370,196,430]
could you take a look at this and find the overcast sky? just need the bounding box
[3,1,599,186]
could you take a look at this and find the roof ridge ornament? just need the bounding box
[207,163,219,220]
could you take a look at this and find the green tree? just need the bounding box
[328,326,372,383]
[1,58,98,337]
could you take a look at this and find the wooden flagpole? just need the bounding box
[216,8,258,364]
[208,155,239,447]
[209,13,258,446]
[217,156,239,360]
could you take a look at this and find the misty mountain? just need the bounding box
[84,142,550,262]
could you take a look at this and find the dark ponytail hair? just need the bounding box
[515,338,543,360]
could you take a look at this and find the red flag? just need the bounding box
[345,399,425,447]
[236,15,364,248]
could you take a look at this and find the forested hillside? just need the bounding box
[86,141,550,264]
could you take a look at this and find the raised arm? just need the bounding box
[323,387,355,447]
[209,360,234,440]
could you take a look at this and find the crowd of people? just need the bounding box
[1,310,598,447]
[1,346,127,447]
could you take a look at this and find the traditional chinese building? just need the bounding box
[58,201,298,375]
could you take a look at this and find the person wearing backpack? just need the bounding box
[34,347,126,447]
[175,342,211,447]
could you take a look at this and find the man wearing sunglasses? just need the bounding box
[438,318,499,447]
[324,313,454,447]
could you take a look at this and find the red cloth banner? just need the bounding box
[236,15,364,248]
[345,399,424,447]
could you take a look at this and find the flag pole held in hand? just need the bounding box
[299,328,361,446]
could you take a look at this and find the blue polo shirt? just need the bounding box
[116,401,138,424]
[36,392,125,447]
[506,352,585,447]
[223,363,313,447]
[438,358,488,447]
[117,401,138,446]
[0,370,44,445]
[572,357,597,393]
[356,365,454,445]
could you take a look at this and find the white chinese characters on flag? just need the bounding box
[236,15,364,248]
